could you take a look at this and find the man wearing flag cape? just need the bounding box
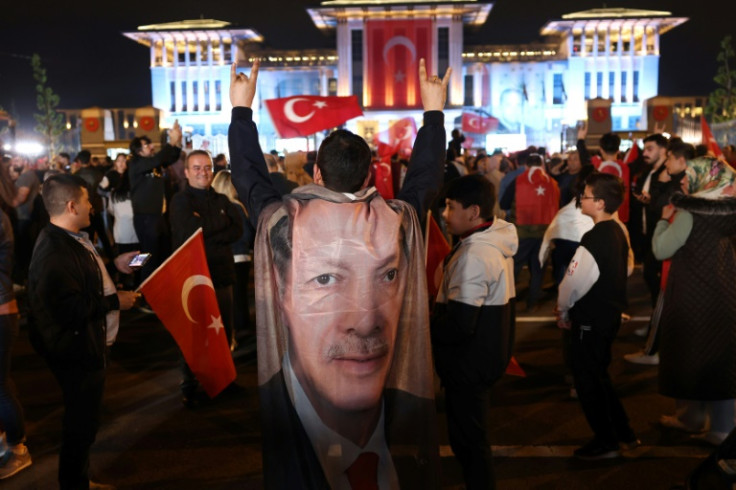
[229,58,449,489]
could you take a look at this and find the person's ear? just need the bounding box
[313,166,324,186]
[470,204,481,221]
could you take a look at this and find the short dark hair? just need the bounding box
[315,129,371,192]
[643,133,668,148]
[667,138,695,161]
[584,172,624,214]
[527,153,543,167]
[599,133,621,154]
[130,136,152,156]
[75,150,91,165]
[444,174,495,221]
[185,149,212,169]
[42,174,86,217]
[213,153,228,166]
[694,144,709,157]
[58,152,71,161]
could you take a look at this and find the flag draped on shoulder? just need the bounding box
[515,167,559,225]
[139,229,236,398]
[265,95,363,138]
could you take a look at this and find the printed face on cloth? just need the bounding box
[279,197,407,414]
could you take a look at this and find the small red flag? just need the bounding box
[701,117,724,158]
[425,211,452,299]
[373,160,394,200]
[139,229,236,398]
[505,356,526,377]
[461,112,498,134]
[376,117,417,159]
[265,95,363,138]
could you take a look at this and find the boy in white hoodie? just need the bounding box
[432,174,518,490]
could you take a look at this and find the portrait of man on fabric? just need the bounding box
[254,186,439,489]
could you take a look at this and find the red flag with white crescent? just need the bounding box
[701,117,724,158]
[461,112,499,134]
[366,19,432,109]
[265,95,363,139]
[139,229,236,397]
[594,159,630,222]
[515,167,559,225]
[373,160,394,200]
[375,117,417,159]
[424,211,451,300]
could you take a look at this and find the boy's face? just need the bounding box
[443,198,477,236]
[579,184,600,218]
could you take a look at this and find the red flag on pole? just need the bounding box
[265,95,363,138]
[425,211,452,299]
[701,117,724,158]
[373,160,394,200]
[461,112,499,134]
[376,117,417,159]
[139,229,236,398]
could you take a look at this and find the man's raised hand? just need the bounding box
[230,59,260,108]
[419,58,451,112]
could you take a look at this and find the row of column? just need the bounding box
[568,24,660,58]
[149,36,238,68]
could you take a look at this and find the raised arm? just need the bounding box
[228,59,281,228]
[398,59,451,217]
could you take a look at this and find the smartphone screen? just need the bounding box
[128,253,151,268]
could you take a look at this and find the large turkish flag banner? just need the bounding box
[366,19,433,109]
[265,95,363,138]
[139,229,236,397]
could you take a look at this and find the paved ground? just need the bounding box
[3,265,719,489]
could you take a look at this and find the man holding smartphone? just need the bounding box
[27,174,139,489]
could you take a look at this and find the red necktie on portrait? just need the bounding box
[345,452,379,490]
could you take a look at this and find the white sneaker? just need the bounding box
[624,351,659,365]
[634,326,649,337]
[0,445,32,480]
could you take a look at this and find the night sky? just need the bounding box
[0,0,731,135]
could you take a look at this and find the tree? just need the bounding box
[706,36,736,123]
[31,54,65,160]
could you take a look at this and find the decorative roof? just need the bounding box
[307,1,491,30]
[562,8,672,19]
[137,19,232,31]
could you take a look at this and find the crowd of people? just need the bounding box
[1,57,736,489]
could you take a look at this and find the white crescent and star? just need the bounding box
[598,161,623,177]
[468,116,480,129]
[284,98,327,124]
[181,274,215,323]
[527,166,548,184]
[383,36,417,84]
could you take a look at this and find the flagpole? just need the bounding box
[425,210,431,266]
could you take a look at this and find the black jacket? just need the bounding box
[27,223,119,370]
[129,144,182,215]
[169,185,243,287]
[0,210,13,305]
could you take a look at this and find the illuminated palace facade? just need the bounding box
[122,2,687,155]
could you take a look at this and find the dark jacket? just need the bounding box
[129,144,182,215]
[0,210,13,305]
[27,223,119,370]
[169,185,243,287]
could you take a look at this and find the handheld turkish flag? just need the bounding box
[461,112,499,135]
[373,160,394,200]
[139,229,236,398]
[701,117,724,158]
[265,95,363,139]
[425,211,452,299]
[376,117,417,160]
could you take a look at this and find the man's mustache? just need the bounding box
[326,333,389,359]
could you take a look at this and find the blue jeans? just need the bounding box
[0,313,25,446]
